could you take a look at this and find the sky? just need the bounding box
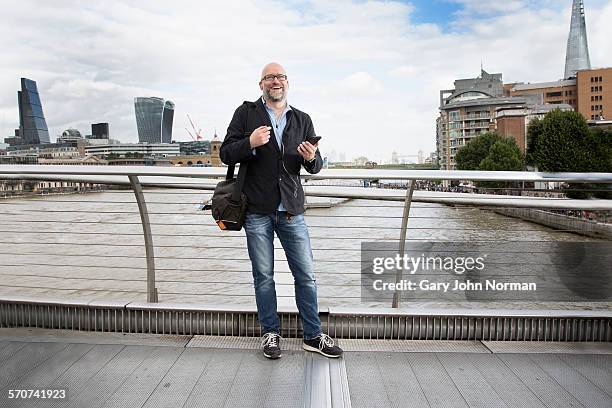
[0,0,611,163]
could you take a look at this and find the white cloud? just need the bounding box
[452,0,527,16]
[0,0,611,163]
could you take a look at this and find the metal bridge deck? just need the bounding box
[0,328,611,408]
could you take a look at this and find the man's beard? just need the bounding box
[265,87,286,102]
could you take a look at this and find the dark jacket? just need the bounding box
[220,98,323,215]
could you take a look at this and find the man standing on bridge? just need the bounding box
[220,62,343,360]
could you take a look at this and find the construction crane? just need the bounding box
[184,128,197,141]
[186,114,203,140]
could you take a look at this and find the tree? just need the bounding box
[456,132,500,170]
[527,109,592,172]
[455,132,524,190]
[456,132,523,171]
[588,128,612,173]
[479,140,523,172]
[527,109,612,198]
[525,117,543,167]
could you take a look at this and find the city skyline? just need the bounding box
[1,0,611,163]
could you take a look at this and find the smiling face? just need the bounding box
[259,62,289,103]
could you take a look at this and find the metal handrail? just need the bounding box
[1,164,612,182]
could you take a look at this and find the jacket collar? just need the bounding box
[256,96,293,122]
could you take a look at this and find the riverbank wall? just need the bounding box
[493,208,612,239]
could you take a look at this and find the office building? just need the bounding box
[91,123,110,139]
[179,140,210,156]
[17,78,50,145]
[85,142,180,158]
[577,68,611,120]
[509,80,577,111]
[57,129,83,143]
[134,97,175,143]
[7,141,84,159]
[4,131,23,146]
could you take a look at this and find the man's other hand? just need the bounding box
[297,141,318,162]
[250,126,271,148]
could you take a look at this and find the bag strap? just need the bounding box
[227,101,255,203]
[230,162,248,202]
[225,163,236,180]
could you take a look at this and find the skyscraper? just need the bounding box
[564,0,591,79]
[91,123,109,139]
[18,78,50,144]
[134,97,175,143]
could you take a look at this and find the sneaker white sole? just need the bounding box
[263,352,281,359]
[303,344,342,358]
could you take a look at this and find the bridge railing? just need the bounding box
[0,165,611,309]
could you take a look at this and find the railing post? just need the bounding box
[392,179,416,308]
[128,175,158,303]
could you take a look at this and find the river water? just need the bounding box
[0,189,609,311]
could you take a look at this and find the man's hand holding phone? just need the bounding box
[298,136,321,162]
[249,126,271,148]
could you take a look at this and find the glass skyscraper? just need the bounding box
[91,122,109,139]
[134,97,175,143]
[18,78,50,144]
[564,0,591,79]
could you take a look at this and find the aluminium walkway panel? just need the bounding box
[0,330,611,408]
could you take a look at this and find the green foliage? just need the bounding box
[455,132,524,189]
[525,117,543,166]
[527,109,592,172]
[588,128,612,173]
[479,140,524,172]
[456,132,524,171]
[456,132,501,171]
[526,109,612,199]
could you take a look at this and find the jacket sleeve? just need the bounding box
[220,104,254,166]
[302,114,323,174]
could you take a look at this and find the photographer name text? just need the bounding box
[372,279,537,292]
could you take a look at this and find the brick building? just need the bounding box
[495,104,573,155]
[577,68,611,120]
[509,80,577,111]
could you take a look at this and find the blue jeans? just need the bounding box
[244,211,322,340]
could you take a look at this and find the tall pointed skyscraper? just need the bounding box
[564,0,591,79]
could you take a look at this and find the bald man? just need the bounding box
[220,63,343,359]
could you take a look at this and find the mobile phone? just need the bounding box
[306,135,321,145]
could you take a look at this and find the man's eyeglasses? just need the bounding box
[261,74,288,82]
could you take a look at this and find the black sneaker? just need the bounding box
[303,334,343,358]
[261,332,282,359]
